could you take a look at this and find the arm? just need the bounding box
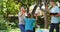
[24,17,27,22]
[55,13,60,16]
[34,14,38,21]
[54,7,60,16]
[36,15,38,21]
[34,14,38,27]
[18,12,23,17]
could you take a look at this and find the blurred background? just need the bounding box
[0,0,60,32]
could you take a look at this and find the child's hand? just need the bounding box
[34,14,38,16]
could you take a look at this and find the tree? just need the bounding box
[0,0,20,29]
[16,0,37,13]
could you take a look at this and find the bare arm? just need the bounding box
[36,16,38,21]
[34,14,38,21]
[55,13,60,16]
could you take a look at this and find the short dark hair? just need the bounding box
[50,0,55,2]
[50,0,56,4]
[27,13,31,16]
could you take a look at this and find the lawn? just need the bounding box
[0,28,60,32]
[0,28,20,32]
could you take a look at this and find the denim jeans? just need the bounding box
[19,24,25,32]
[49,23,59,32]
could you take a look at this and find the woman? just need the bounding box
[18,7,26,32]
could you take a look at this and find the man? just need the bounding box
[18,7,26,32]
[24,13,37,32]
[46,0,60,32]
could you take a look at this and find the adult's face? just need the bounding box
[21,7,26,13]
[50,2,53,6]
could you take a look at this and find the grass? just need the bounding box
[0,28,20,32]
[0,27,60,32]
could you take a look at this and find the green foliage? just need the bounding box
[0,0,20,15]
[0,0,36,15]
[0,14,8,30]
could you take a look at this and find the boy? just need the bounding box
[24,13,37,32]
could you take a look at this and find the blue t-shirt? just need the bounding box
[24,17,36,31]
[50,6,60,23]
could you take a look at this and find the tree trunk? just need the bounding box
[26,4,29,14]
[32,5,38,16]
[44,0,48,29]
